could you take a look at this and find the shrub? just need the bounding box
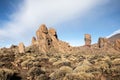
[27,67,45,79]
[53,60,71,68]
[0,68,14,80]
[64,72,95,80]
[49,66,72,80]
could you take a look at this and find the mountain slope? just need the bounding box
[108,33,120,41]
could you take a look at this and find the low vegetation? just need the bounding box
[0,46,120,80]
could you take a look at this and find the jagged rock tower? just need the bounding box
[98,37,108,48]
[84,34,91,47]
[31,24,71,53]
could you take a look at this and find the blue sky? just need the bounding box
[0,0,120,47]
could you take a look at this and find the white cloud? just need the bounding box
[107,29,120,38]
[0,0,109,47]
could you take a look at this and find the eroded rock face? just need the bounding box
[36,24,48,40]
[32,24,71,53]
[98,37,108,48]
[18,42,25,53]
[48,28,58,41]
[84,34,91,47]
[35,24,52,52]
[32,37,37,45]
[114,39,120,51]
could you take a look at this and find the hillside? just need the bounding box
[0,24,120,80]
[109,33,120,42]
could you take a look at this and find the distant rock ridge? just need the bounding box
[108,33,120,42]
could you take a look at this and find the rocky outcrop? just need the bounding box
[31,37,37,45]
[18,42,25,53]
[31,24,71,53]
[98,37,108,48]
[36,24,49,40]
[114,39,120,51]
[48,28,58,41]
[84,34,91,47]
[35,24,52,53]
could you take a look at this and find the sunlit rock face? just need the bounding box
[114,39,120,51]
[84,34,91,47]
[48,28,58,42]
[18,42,25,53]
[98,37,108,48]
[31,24,71,53]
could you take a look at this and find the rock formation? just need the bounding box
[48,28,58,41]
[31,37,37,45]
[98,37,108,48]
[18,42,25,53]
[84,34,91,47]
[31,24,71,53]
[114,39,120,51]
[35,24,52,53]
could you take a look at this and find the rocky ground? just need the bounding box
[0,45,120,80]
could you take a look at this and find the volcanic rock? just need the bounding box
[31,24,72,53]
[18,42,25,53]
[98,37,108,48]
[36,25,52,53]
[84,34,91,47]
[114,39,120,51]
[31,37,37,45]
[48,28,58,41]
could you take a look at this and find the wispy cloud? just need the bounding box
[0,0,109,47]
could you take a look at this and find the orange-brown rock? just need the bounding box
[18,42,25,53]
[35,25,52,53]
[31,24,72,53]
[98,37,108,48]
[84,34,91,47]
[57,41,71,53]
[48,28,58,41]
[36,24,48,40]
[31,37,37,45]
[114,39,120,51]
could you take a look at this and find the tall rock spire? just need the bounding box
[84,34,91,47]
